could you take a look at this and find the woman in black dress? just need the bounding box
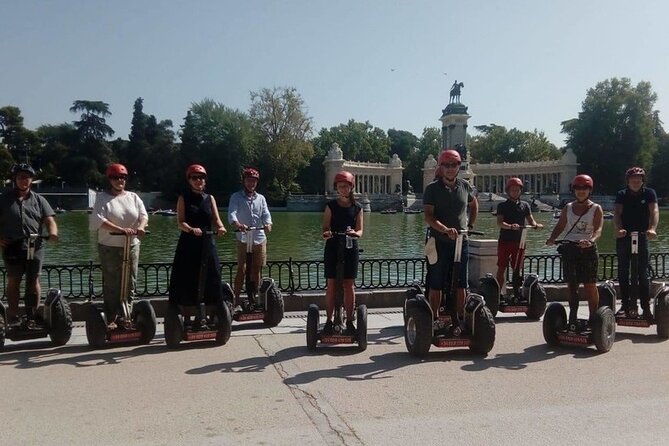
[168,164,227,311]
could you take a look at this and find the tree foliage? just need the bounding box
[179,98,257,197]
[469,124,560,164]
[561,78,658,193]
[249,87,313,200]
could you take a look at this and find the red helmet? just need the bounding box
[572,174,593,189]
[186,164,207,178]
[333,171,355,187]
[506,177,523,191]
[106,163,128,178]
[242,167,260,180]
[625,166,645,179]
[438,149,462,165]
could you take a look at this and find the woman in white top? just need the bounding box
[90,163,148,328]
[547,174,603,325]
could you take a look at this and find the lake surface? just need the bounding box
[43,209,669,265]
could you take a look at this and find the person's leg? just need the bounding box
[567,281,579,324]
[252,242,266,293]
[99,244,123,322]
[616,237,631,313]
[5,275,21,322]
[325,278,336,320]
[343,279,356,331]
[638,236,652,316]
[233,241,246,305]
[583,283,600,321]
[457,240,470,316]
[24,275,41,320]
[495,241,508,294]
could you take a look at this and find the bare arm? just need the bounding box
[588,205,603,245]
[467,197,478,228]
[210,196,227,236]
[45,215,59,242]
[176,196,198,235]
[321,206,332,239]
[648,202,659,239]
[613,203,625,238]
[547,211,568,245]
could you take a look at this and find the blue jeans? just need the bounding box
[616,235,650,308]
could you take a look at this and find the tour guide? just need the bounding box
[423,149,478,321]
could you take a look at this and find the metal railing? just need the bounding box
[2,252,668,299]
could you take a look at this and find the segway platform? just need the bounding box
[306,303,367,351]
[542,302,615,352]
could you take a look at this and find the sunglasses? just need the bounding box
[110,176,127,181]
[573,186,590,191]
[440,163,460,168]
[189,175,206,181]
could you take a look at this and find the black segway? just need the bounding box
[307,229,367,351]
[0,234,72,350]
[232,226,283,326]
[86,232,157,348]
[601,231,669,339]
[404,230,496,357]
[542,240,615,353]
[479,225,546,319]
[164,230,232,348]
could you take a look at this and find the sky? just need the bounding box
[1,0,668,148]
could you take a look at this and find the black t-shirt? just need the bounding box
[497,199,531,242]
[325,199,361,250]
[615,187,657,232]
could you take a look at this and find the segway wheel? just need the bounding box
[215,298,232,346]
[479,274,500,317]
[591,306,615,352]
[133,300,157,344]
[655,289,669,339]
[0,312,5,351]
[469,306,496,354]
[48,297,73,346]
[306,304,319,351]
[356,304,368,352]
[164,303,184,349]
[404,300,432,357]
[525,283,547,320]
[85,305,108,349]
[542,302,566,347]
[597,280,616,311]
[403,284,423,324]
[263,283,284,327]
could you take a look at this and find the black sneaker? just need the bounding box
[346,321,356,335]
[642,308,654,322]
[323,320,334,335]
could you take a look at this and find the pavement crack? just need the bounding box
[254,335,365,446]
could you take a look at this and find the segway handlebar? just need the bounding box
[460,229,484,236]
[234,226,266,232]
[110,230,151,236]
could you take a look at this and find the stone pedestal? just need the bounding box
[468,239,498,290]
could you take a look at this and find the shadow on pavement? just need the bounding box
[614,331,667,344]
[283,351,420,384]
[459,343,599,372]
[0,342,166,369]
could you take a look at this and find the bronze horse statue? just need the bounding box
[449,81,464,103]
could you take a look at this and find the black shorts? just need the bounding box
[324,240,359,280]
[562,245,598,284]
[2,244,44,279]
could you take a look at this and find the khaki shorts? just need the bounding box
[236,240,267,267]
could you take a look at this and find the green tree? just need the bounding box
[69,100,115,187]
[313,120,390,163]
[469,124,560,164]
[178,99,256,197]
[249,87,313,201]
[0,106,38,163]
[561,78,658,193]
[403,127,441,192]
[388,129,418,161]
[35,123,78,186]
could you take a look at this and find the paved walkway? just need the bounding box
[1,306,669,445]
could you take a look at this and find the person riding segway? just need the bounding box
[544,174,615,353]
[306,171,367,351]
[231,225,283,326]
[164,164,232,348]
[87,163,155,348]
[404,149,495,356]
[479,177,546,319]
[0,164,71,350]
[85,232,157,347]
